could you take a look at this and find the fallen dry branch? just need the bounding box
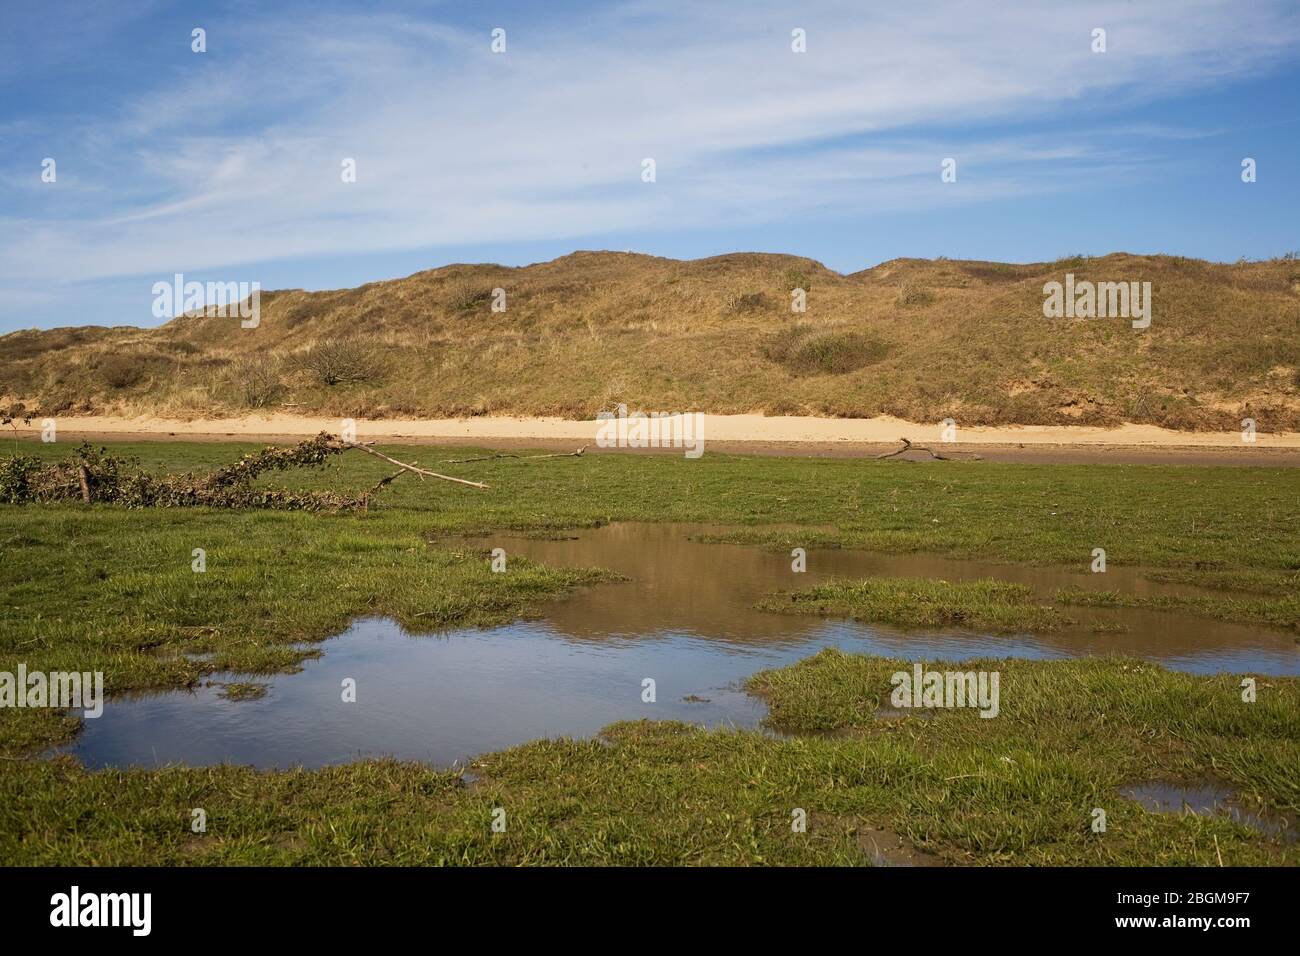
[338,441,489,489]
[875,437,982,462]
[361,468,408,504]
[441,447,586,464]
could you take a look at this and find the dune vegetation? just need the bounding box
[2,252,1298,431]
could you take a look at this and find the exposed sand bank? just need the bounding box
[10,413,1300,465]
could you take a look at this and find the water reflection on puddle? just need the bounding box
[64,523,1298,770]
[1120,782,1296,841]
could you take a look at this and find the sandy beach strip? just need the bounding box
[9,413,1300,466]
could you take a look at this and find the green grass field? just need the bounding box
[1,440,1297,864]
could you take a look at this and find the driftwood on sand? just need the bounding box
[875,437,982,462]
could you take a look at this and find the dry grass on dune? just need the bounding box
[2,251,1298,430]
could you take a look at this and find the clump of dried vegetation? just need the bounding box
[0,434,365,511]
[895,282,934,307]
[727,291,770,314]
[445,278,493,311]
[294,340,387,387]
[763,326,892,375]
[228,355,285,408]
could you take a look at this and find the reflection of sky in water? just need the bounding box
[1120,782,1296,840]
[64,524,1299,770]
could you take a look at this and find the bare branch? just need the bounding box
[875,437,981,462]
[442,446,586,464]
[361,468,410,509]
[337,441,489,489]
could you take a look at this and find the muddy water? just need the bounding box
[64,523,1297,770]
[492,524,1296,669]
[1120,782,1296,841]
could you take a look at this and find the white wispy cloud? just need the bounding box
[2,0,1298,300]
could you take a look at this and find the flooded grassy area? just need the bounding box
[5,650,1297,866]
[59,523,1296,770]
[1,441,1297,864]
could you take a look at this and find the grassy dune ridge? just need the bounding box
[3,251,1298,429]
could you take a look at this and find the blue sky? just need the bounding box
[2,0,1298,333]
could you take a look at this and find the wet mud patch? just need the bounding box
[857,826,945,867]
[809,812,946,866]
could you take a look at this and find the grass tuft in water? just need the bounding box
[758,577,1072,632]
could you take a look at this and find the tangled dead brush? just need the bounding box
[0,433,483,511]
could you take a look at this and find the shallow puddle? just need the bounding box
[63,522,1298,770]
[485,524,1298,672]
[1120,782,1296,841]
